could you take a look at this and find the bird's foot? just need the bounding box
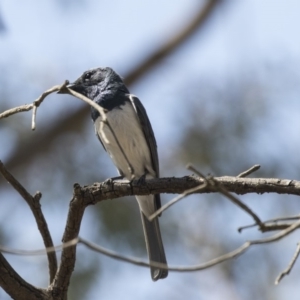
[136,173,147,185]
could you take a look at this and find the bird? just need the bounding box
[68,67,168,281]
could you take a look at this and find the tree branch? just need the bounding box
[275,242,300,285]
[49,184,86,299]
[0,160,57,283]
[78,176,300,204]
[237,164,261,178]
[1,173,300,298]
[0,252,47,300]
[2,219,299,275]
[77,219,300,272]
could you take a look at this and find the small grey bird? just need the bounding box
[68,67,168,281]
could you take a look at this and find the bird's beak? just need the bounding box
[57,82,76,94]
[66,83,75,90]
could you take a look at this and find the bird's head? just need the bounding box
[67,67,127,99]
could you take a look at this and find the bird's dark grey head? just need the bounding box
[68,67,129,100]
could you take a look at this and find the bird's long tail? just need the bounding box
[138,195,168,281]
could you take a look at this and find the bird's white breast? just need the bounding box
[94,101,155,180]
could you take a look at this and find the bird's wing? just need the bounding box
[128,94,159,177]
[128,94,161,211]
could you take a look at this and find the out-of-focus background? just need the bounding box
[1,1,300,299]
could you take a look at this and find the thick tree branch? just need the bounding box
[0,252,47,300]
[79,176,300,204]
[49,184,86,299]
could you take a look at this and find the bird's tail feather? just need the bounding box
[140,211,168,281]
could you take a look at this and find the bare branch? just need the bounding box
[239,223,292,232]
[0,83,67,128]
[149,182,207,221]
[275,242,300,285]
[0,252,47,300]
[76,176,300,206]
[1,220,300,275]
[49,184,86,298]
[0,161,57,283]
[239,215,300,232]
[212,180,264,230]
[78,221,300,272]
[0,104,34,119]
[237,164,261,178]
[186,163,207,178]
[263,215,300,223]
[1,82,135,177]
[31,81,69,130]
[0,238,79,256]
[186,164,265,231]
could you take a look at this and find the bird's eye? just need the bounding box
[84,72,92,82]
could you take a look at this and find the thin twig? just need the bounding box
[0,238,78,256]
[238,214,300,232]
[148,163,209,221]
[186,164,265,231]
[275,242,300,285]
[186,163,207,179]
[237,164,261,178]
[213,180,265,231]
[0,161,57,283]
[0,104,34,119]
[1,221,300,273]
[31,82,69,130]
[263,215,300,223]
[149,182,207,221]
[0,82,67,130]
[238,223,292,232]
[0,81,134,176]
[31,105,38,130]
[79,221,300,272]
